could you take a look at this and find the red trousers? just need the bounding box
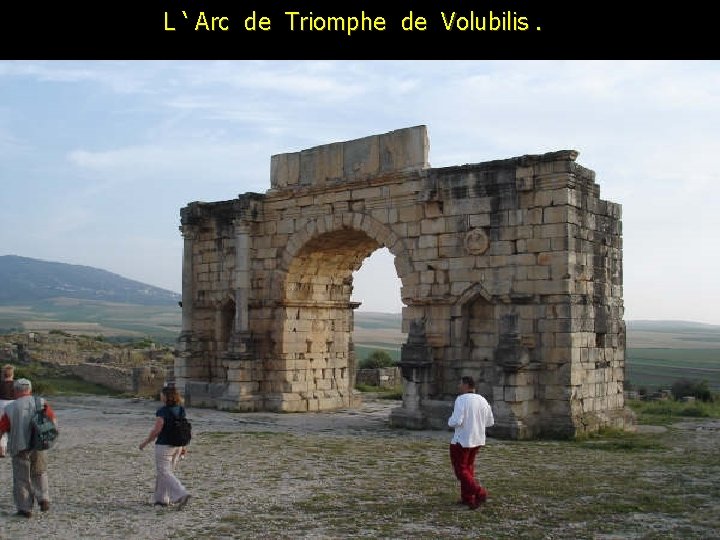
[449,443,487,506]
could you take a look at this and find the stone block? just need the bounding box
[378,125,429,172]
[534,188,570,207]
[270,152,301,188]
[424,201,444,218]
[527,266,550,280]
[504,371,535,386]
[468,214,491,228]
[278,396,308,412]
[544,206,569,224]
[298,142,343,186]
[389,181,420,197]
[342,134,380,177]
[543,384,569,400]
[504,385,535,401]
[418,235,438,249]
[420,218,446,235]
[397,205,423,222]
[523,238,551,253]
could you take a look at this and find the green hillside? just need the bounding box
[0,255,180,305]
[0,255,182,344]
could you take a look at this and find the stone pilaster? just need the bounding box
[179,224,198,339]
[233,220,250,334]
[175,223,199,395]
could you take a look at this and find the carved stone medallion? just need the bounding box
[464,228,489,255]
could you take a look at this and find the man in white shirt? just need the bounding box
[448,376,494,509]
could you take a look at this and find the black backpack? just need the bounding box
[164,408,192,447]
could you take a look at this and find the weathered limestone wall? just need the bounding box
[0,332,174,399]
[177,125,630,439]
[69,363,133,392]
[356,367,402,388]
[68,364,167,397]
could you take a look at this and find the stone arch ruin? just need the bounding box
[176,125,632,439]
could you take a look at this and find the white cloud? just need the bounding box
[67,141,271,192]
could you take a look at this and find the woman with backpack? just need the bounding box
[139,385,191,509]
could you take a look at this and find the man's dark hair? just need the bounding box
[461,376,475,389]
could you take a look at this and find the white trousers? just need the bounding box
[153,444,188,504]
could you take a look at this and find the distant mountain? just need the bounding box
[0,255,180,306]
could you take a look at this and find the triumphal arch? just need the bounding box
[176,126,632,439]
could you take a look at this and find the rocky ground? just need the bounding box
[0,395,718,540]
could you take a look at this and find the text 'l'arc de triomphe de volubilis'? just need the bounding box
[175,125,633,440]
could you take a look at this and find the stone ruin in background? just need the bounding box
[175,125,633,439]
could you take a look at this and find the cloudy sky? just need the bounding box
[1,61,718,324]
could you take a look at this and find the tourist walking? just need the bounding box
[0,364,16,457]
[139,385,191,509]
[0,377,56,518]
[448,375,494,510]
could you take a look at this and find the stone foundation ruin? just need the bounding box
[176,125,633,439]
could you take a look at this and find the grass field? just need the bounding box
[0,298,181,344]
[625,323,720,390]
[626,348,720,392]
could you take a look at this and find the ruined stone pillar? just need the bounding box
[175,224,198,393]
[223,219,252,358]
[390,318,434,429]
[233,220,250,335]
[215,218,260,411]
[180,224,197,337]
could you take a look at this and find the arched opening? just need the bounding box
[352,247,404,314]
[352,247,406,390]
[280,229,388,410]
